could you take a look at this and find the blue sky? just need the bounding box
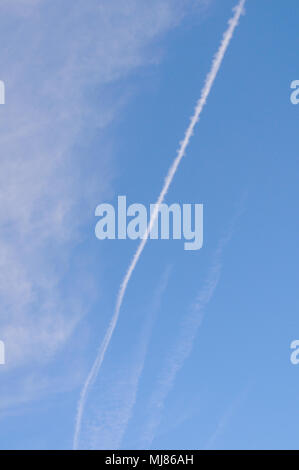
[0,0,298,450]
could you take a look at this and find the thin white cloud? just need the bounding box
[140,205,245,448]
[0,0,192,393]
[79,268,171,450]
[205,383,251,449]
[74,0,246,449]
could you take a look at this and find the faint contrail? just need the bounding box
[80,268,171,450]
[140,210,242,448]
[73,0,246,449]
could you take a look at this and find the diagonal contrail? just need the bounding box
[140,199,246,448]
[80,268,171,450]
[73,0,246,449]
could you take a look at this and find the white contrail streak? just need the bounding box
[73,0,246,449]
[81,268,171,450]
[140,224,236,448]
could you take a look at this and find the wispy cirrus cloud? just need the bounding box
[0,0,197,394]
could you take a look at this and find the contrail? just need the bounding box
[73,0,246,449]
[140,218,239,448]
[80,268,171,450]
